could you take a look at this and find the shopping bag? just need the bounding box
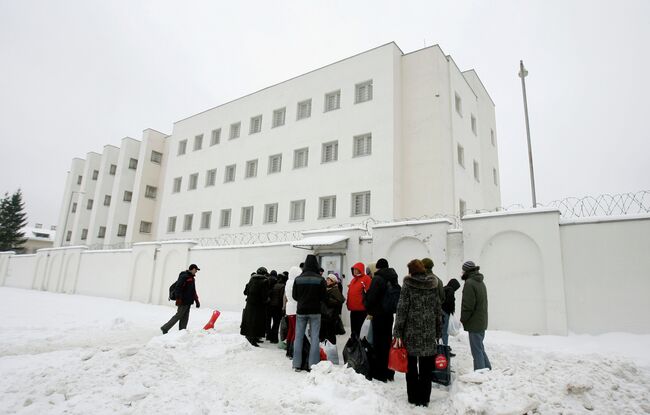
[342,334,370,377]
[321,340,339,365]
[359,318,373,345]
[387,340,408,373]
[335,316,346,335]
[432,344,452,386]
[448,314,461,337]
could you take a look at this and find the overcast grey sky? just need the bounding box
[1,0,648,228]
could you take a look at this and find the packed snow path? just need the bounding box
[1,287,649,414]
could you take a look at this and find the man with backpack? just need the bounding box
[364,258,400,382]
[161,264,201,334]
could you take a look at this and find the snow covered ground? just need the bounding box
[1,287,649,415]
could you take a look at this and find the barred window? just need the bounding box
[194,134,203,151]
[220,209,231,228]
[268,154,282,174]
[355,80,373,103]
[272,108,286,128]
[246,159,258,178]
[123,191,132,202]
[71,202,77,213]
[139,221,152,234]
[97,226,106,239]
[241,206,254,226]
[457,144,465,168]
[109,164,117,175]
[128,158,138,170]
[206,169,217,187]
[167,216,177,233]
[290,200,305,222]
[229,122,241,139]
[324,90,341,112]
[87,199,93,210]
[200,211,212,229]
[322,141,338,163]
[145,185,157,199]
[151,150,163,164]
[117,224,127,237]
[351,191,371,216]
[183,214,193,231]
[92,170,99,180]
[224,164,236,183]
[264,203,278,224]
[77,175,83,185]
[353,133,372,157]
[211,128,221,146]
[188,173,198,190]
[319,196,336,219]
[173,177,182,193]
[81,229,88,240]
[178,139,188,155]
[297,99,312,120]
[249,115,262,134]
[103,195,111,206]
[293,147,309,169]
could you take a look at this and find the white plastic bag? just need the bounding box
[360,318,373,344]
[321,340,339,365]
[448,314,462,336]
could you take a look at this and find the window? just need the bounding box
[200,211,211,229]
[272,108,286,128]
[205,168,217,187]
[459,199,467,217]
[220,209,231,228]
[324,90,341,112]
[117,224,127,237]
[455,93,462,116]
[139,221,152,234]
[473,160,480,182]
[183,214,193,231]
[71,202,77,213]
[322,141,338,163]
[167,216,177,233]
[491,129,496,146]
[81,229,88,240]
[457,144,465,168]
[77,175,82,185]
[123,191,132,202]
[297,99,312,120]
[293,147,309,169]
[240,206,254,226]
[229,122,241,139]
[97,226,106,239]
[355,80,373,103]
[249,115,262,134]
[493,168,499,186]
[178,139,187,155]
[353,133,372,157]
[245,159,258,178]
[92,170,99,180]
[319,196,336,219]
[268,154,282,174]
[128,158,138,170]
[351,191,371,216]
[211,128,221,146]
[188,173,198,190]
[263,203,278,224]
[87,199,93,210]
[145,185,157,199]
[151,150,163,164]
[224,164,236,182]
[109,164,117,175]
[66,230,72,242]
[173,177,182,193]
[194,134,203,151]
[471,114,477,135]
[103,195,111,206]
[290,199,305,222]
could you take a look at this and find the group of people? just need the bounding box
[161,256,491,408]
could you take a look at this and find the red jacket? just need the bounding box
[347,262,371,311]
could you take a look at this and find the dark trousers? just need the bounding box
[350,310,367,338]
[406,355,434,406]
[162,305,191,332]
[370,314,394,381]
[267,306,283,343]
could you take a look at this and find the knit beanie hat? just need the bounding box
[421,257,434,270]
[462,261,477,272]
[376,258,389,269]
[257,267,268,275]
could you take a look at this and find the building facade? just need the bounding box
[55,42,500,248]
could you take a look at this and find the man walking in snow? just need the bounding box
[161,264,201,334]
[460,261,491,371]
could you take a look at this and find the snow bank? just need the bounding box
[1,287,649,414]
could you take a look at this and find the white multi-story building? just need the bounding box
[54,42,501,248]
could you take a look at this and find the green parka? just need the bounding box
[460,269,488,332]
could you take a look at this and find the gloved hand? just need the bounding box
[393,337,404,348]
[175,299,181,306]
[195,299,201,308]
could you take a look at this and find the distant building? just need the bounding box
[21,224,56,254]
[54,42,501,248]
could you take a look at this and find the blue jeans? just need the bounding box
[468,331,492,371]
[292,314,321,370]
[441,312,450,346]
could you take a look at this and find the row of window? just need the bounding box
[65,222,129,242]
[167,191,371,232]
[177,80,374,156]
[74,150,165,187]
[172,135,372,191]
[456,144,499,186]
[454,92,496,146]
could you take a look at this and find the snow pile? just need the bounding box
[1,287,649,414]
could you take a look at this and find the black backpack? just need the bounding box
[168,281,177,301]
[382,280,401,314]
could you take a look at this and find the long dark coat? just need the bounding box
[240,274,270,337]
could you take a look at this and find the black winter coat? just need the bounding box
[292,255,327,315]
[269,281,285,308]
[364,267,399,316]
[320,286,344,343]
[175,271,198,306]
[240,274,270,337]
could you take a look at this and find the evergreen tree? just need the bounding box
[0,190,27,251]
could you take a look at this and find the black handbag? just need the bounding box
[335,316,346,335]
[432,343,452,386]
[279,315,288,341]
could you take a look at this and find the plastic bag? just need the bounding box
[359,318,373,345]
[448,314,462,337]
[388,340,408,373]
[342,334,370,376]
[321,340,339,365]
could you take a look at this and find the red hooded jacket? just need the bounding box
[346,262,371,311]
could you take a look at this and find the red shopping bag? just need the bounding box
[388,340,408,373]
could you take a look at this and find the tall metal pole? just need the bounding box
[519,60,537,208]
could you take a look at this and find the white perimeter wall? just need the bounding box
[2,211,649,335]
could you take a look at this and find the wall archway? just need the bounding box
[386,237,431,282]
[157,250,183,304]
[61,254,78,293]
[130,251,153,303]
[479,230,546,334]
[45,253,63,292]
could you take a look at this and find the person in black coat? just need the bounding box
[161,264,201,334]
[364,258,399,382]
[320,274,345,344]
[441,278,461,348]
[241,267,271,347]
[267,271,285,343]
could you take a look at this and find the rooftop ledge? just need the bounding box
[462,208,560,221]
[559,213,650,226]
[373,218,453,229]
